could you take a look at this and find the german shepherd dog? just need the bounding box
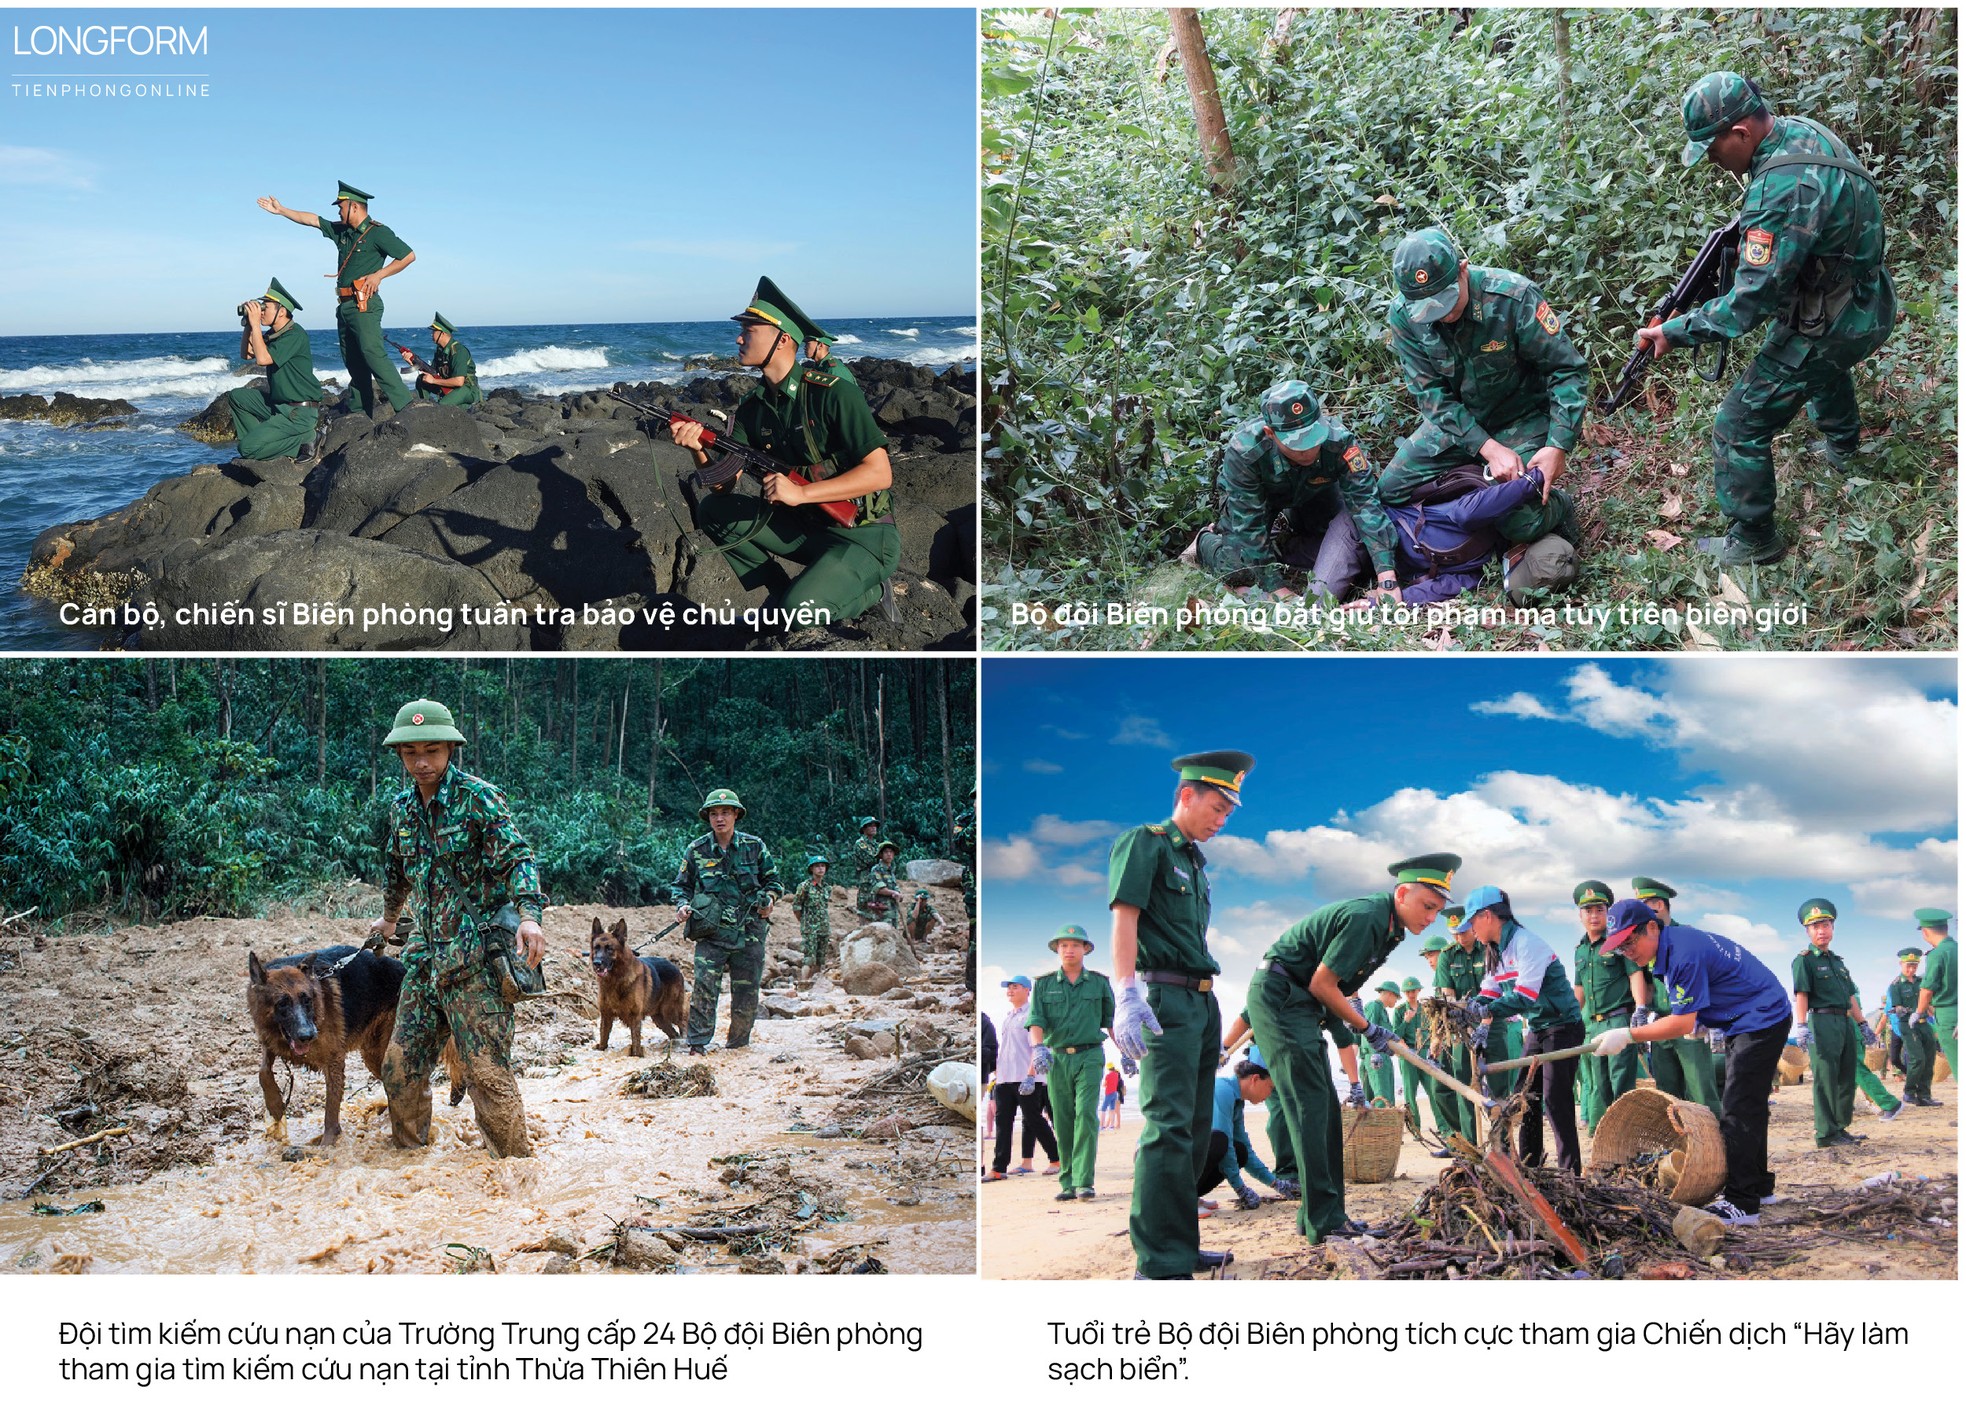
[590,918,686,1057]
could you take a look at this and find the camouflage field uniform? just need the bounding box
[676,832,783,1047]
[850,833,884,919]
[378,762,546,1157]
[906,894,946,943]
[859,860,901,925]
[1196,415,1397,597]
[1661,115,1893,545]
[1381,266,1586,547]
[793,876,832,970]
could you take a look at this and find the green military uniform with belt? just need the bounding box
[1380,228,1584,547]
[1916,910,1958,1080]
[706,279,899,623]
[1393,978,1429,1127]
[857,846,900,924]
[792,856,831,971]
[1248,854,1459,1243]
[227,277,324,461]
[1029,926,1116,1197]
[1792,898,1862,1146]
[674,789,783,1050]
[415,311,480,406]
[1572,879,1642,1132]
[319,181,413,417]
[376,700,545,1159]
[1633,877,1723,1109]
[1886,957,1936,1105]
[1664,74,1896,562]
[1111,752,1243,1279]
[1430,920,1481,1142]
[1361,986,1401,1107]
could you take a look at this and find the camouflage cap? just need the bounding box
[430,311,457,335]
[384,698,465,746]
[1258,379,1331,454]
[1797,897,1838,927]
[1393,228,1463,324]
[1172,750,1254,807]
[1573,880,1614,908]
[698,788,746,821]
[334,179,375,204]
[263,276,302,314]
[1048,924,1093,952]
[1680,72,1765,167]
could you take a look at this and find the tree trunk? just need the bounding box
[1167,9,1237,191]
[143,660,158,712]
[316,661,327,786]
[570,660,580,781]
[874,674,889,830]
[646,662,665,829]
[1553,12,1572,165]
[937,661,955,845]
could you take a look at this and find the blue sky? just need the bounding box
[980,659,1959,1063]
[0,9,975,334]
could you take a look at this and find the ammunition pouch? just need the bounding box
[482,903,546,1003]
[685,892,726,941]
[1783,254,1857,342]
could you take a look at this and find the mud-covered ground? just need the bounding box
[0,889,977,1275]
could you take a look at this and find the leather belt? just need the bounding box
[1591,1009,1629,1023]
[1258,960,1305,987]
[1139,969,1213,992]
[1061,1044,1093,1054]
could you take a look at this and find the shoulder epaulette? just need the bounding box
[1146,824,1168,836]
[803,369,838,388]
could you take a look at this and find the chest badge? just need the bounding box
[1481,339,1507,352]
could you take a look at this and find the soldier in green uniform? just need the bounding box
[1572,879,1647,1133]
[226,277,325,462]
[905,888,946,945]
[1109,750,1251,1279]
[858,841,903,925]
[674,788,783,1054]
[1633,877,1723,1110]
[1912,908,1957,1083]
[792,854,832,980]
[1183,379,1401,604]
[1789,898,1879,1147]
[257,181,415,419]
[1430,913,1483,1145]
[1027,925,1117,1201]
[1248,854,1460,1244]
[1360,982,1402,1106]
[666,278,899,625]
[848,816,883,916]
[411,312,481,406]
[1888,948,1938,1106]
[1634,72,1896,565]
[370,699,546,1158]
[1392,975,1430,1129]
[1379,227,1584,550]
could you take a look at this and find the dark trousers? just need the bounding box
[1517,1019,1585,1172]
[990,1081,1058,1172]
[1195,1130,1249,1198]
[1719,1021,1790,1214]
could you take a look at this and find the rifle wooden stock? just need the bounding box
[605,389,857,528]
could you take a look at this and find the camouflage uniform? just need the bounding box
[859,859,901,925]
[850,828,884,919]
[675,829,783,1048]
[1195,381,1397,597]
[793,874,832,971]
[906,891,945,944]
[1663,81,1894,552]
[1382,245,1586,549]
[379,761,546,1158]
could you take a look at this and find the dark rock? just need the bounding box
[0,391,139,425]
[29,462,286,584]
[303,410,491,535]
[178,389,240,444]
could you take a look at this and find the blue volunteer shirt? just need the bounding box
[1653,925,1791,1035]
[1211,1076,1277,1189]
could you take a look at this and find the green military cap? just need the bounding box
[1680,72,1765,168]
[914,888,930,898]
[1401,976,1422,991]
[1897,947,1925,963]
[1374,979,1399,995]
[731,275,830,342]
[263,276,302,314]
[383,698,465,746]
[1048,924,1093,952]
[1632,876,1678,901]
[1914,908,1951,928]
[1171,750,1254,807]
[1392,227,1462,324]
[805,853,829,869]
[430,312,456,335]
[1419,938,1446,956]
[1797,898,1838,926]
[1388,853,1461,893]
[1573,880,1614,908]
[1258,379,1330,454]
[1443,907,1471,935]
[334,179,375,204]
[698,788,746,821]
[877,839,897,853]
[856,816,879,830]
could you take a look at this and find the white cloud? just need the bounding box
[1029,814,1122,847]
[1053,864,1105,888]
[1470,691,1561,720]
[1044,724,1091,740]
[1023,759,1064,774]
[982,837,1042,880]
[0,146,94,190]
[1112,714,1173,748]
[1700,913,1790,957]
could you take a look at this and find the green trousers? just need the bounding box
[1428,1043,1479,1144]
[1128,982,1219,1278]
[1935,1006,1960,1081]
[1397,1057,1427,1129]
[381,950,528,1156]
[698,494,900,625]
[1048,1046,1104,1191]
[1481,1022,1522,1100]
[1246,972,1346,1242]
[335,296,411,417]
[1265,1094,1296,1182]
[1855,1052,1898,1110]
[688,927,765,1048]
[1899,1019,1936,1100]
[415,381,481,406]
[225,386,318,460]
[1581,1010,1641,1131]
[1362,1046,1397,1107]
[1807,1011,1857,1143]
[1379,410,1578,546]
[1650,1034,1722,1110]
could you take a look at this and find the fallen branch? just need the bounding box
[40,1125,130,1155]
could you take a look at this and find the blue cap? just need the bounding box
[1459,884,1507,919]
[1246,1044,1267,1070]
[1600,899,1657,955]
[1004,974,1033,989]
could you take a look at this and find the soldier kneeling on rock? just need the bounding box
[227,277,325,462]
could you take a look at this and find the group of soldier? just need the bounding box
[1079,747,1953,1278]
[230,182,901,625]
[1185,71,1894,605]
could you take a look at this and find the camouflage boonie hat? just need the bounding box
[1048,924,1093,952]
[1393,228,1462,324]
[1506,535,1580,608]
[384,698,466,745]
[915,888,930,898]
[877,839,897,854]
[1259,380,1330,454]
[856,816,879,831]
[1681,72,1765,167]
[698,788,746,821]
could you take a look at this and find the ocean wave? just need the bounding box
[477,345,610,378]
[910,344,979,367]
[885,328,920,339]
[950,325,978,337]
[0,354,240,401]
[829,333,863,345]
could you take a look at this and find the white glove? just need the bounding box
[1594,1026,1633,1057]
[1114,981,1163,1061]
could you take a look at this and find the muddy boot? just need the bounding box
[726,980,760,1049]
[464,1057,532,1158]
[380,1044,432,1148]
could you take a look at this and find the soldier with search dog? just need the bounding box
[674,788,783,1054]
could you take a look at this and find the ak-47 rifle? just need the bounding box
[605,387,857,528]
[392,341,437,377]
[1598,216,1741,415]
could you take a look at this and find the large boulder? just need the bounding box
[27,460,304,587]
[904,859,965,888]
[841,963,902,998]
[178,389,239,444]
[839,923,921,979]
[303,405,494,535]
[0,391,138,425]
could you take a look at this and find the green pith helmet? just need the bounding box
[915,888,930,898]
[698,788,746,821]
[1798,897,1838,927]
[264,276,302,314]
[1419,937,1445,957]
[877,839,897,855]
[1680,71,1765,167]
[1573,880,1613,908]
[1375,979,1399,996]
[383,698,466,746]
[1048,924,1093,952]
[1258,379,1330,454]
[857,816,879,832]
[430,311,457,335]
[1401,976,1421,991]
[805,854,829,870]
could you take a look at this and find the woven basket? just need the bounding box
[1342,1105,1405,1184]
[1937,1055,1952,1085]
[1864,1045,1887,1073]
[1777,1045,1809,1087]
[1588,1088,1727,1206]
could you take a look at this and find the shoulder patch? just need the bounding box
[1742,227,1775,267]
[1343,444,1369,474]
[1535,301,1561,336]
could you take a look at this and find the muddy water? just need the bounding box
[0,1024,974,1275]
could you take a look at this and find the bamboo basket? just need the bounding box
[1776,1044,1809,1086]
[1864,1045,1887,1072]
[1937,1054,1952,1085]
[1341,1104,1405,1184]
[1589,1088,1727,1206]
